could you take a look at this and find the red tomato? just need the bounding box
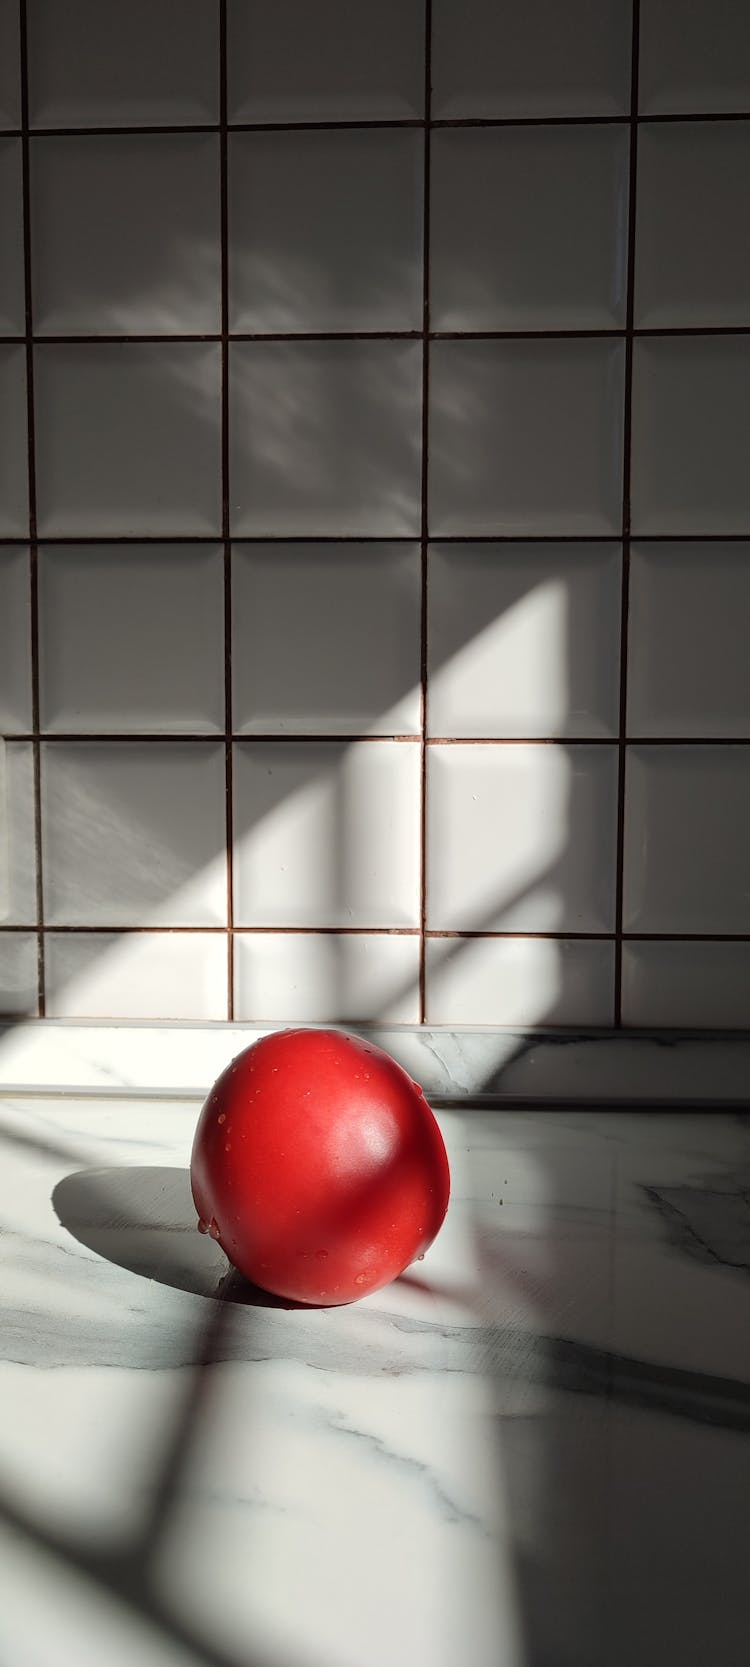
[190,1028,450,1305]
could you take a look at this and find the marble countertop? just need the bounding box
[1,1091,749,1667]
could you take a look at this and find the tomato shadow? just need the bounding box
[51,1164,316,1309]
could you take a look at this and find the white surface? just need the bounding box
[425,936,615,1027]
[229,340,423,538]
[33,343,222,538]
[229,128,423,333]
[430,125,628,331]
[638,0,750,114]
[624,745,750,933]
[226,0,425,123]
[631,336,750,536]
[1,1021,750,1102]
[233,741,421,928]
[622,939,750,1029]
[0,345,28,536]
[1,1094,748,1667]
[431,0,631,117]
[38,544,225,735]
[41,742,228,927]
[0,548,31,734]
[30,133,221,335]
[0,138,23,333]
[27,0,219,127]
[426,743,618,932]
[234,932,421,1024]
[428,541,621,739]
[627,542,750,737]
[232,543,421,737]
[635,121,750,327]
[429,338,625,537]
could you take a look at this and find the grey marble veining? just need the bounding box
[1,1095,749,1667]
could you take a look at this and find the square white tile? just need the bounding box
[431,0,632,117]
[233,740,421,927]
[45,931,228,1020]
[631,336,750,536]
[0,933,37,1017]
[429,339,625,537]
[425,936,615,1026]
[234,931,420,1023]
[30,134,221,335]
[0,0,20,128]
[639,0,750,114]
[230,341,422,536]
[431,125,629,331]
[229,128,423,333]
[624,745,750,932]
[0,140,24,333]
[622,940,750,1028]
[628,542,750,737]
[33,343,221,537]
[635,122,750,328]
[232,542,421,737]
[226,0,424,123]
[41,742,228,927]
[38,544,225,735]
[0,548,31,733]
[27,0,219,127]
[0,344,28,535]
[0,743,37,925]
[426,743,618,931]
[428,541,621,739]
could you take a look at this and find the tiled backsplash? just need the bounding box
[1,0,750,1028]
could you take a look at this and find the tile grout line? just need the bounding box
[613,0,641,1028]
[219,0,234,1022]
[18,0,45,1017]
[418,0,433,1026]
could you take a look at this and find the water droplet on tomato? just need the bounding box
[218,1112,226,1125]
[208,1217,221,1241]
[225,1143,231,1153]
[197,1217,208,1234]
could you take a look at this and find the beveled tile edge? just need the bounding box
[0,1020,748,1105]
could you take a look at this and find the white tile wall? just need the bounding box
[627,543,750,738]
[226,0,425,124]
[635,122,750,328]
[234,931,421,1024]
[2,0,749,1030]
[429,338,625,537]
[229,129,423,334]
[232,543,421,737]
[30,134,221,335]
[233,742,421,928]
[0,138,24,333]
[426,744,618,933]
[431,0,632,118]
[38,544,225,734]
[428,542,621,739]
[229,340,423,537]
[623,747,750,934]
[33,344,222,536]
[638,0,750,115]
[27,0,219,128]
[431,125,629,331]
[0,548,31,733]
[631,337,750,536]
[0,345,28,535]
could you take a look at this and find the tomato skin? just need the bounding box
[190,1028,450,1305]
